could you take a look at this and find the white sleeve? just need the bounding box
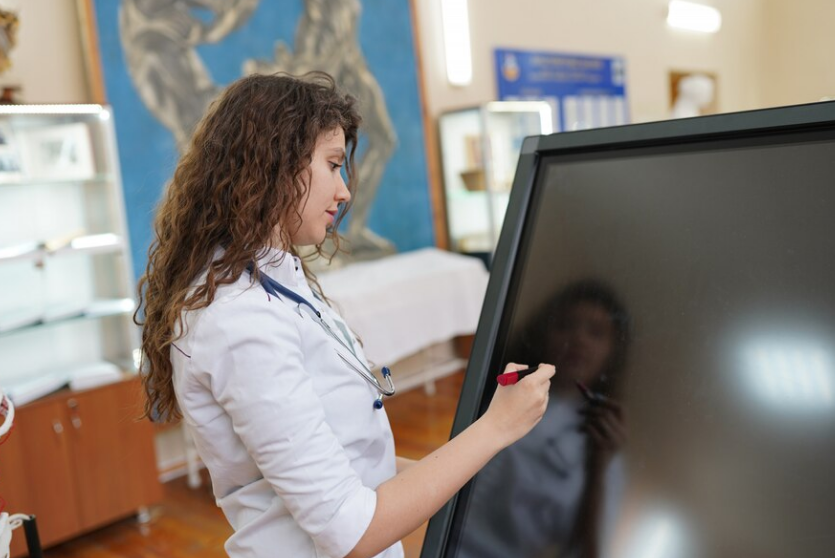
[191,294,376,558]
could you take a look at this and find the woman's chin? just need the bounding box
[292,232,328,247]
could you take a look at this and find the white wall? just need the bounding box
[0,0,88,103]
[414,0,766,122]
[761,0,835,108]
[4,1,832,117]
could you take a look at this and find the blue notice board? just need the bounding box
[495,48,629,132]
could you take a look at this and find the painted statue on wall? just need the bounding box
[118,0,398,261]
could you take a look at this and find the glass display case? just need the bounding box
[438,101,552,262]
[0,105,138,404]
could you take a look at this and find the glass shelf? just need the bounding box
[0,173,114,188]
[0,104,138,400]
[0,234,125,265]
[0,298,135,338]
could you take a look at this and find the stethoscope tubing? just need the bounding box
[247,265,396,401]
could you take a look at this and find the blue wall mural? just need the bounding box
[93,0,433,278]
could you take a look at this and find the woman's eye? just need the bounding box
[330,162,343,171]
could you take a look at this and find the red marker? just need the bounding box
[496,366,540,386]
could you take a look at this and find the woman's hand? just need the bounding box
[347,362,554,558]
[482,363,555,449]
[580,397,627,473]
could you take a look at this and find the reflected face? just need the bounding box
[286,127,350,246]
[547,301,615,388]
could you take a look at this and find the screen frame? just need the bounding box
[419,100,835,558]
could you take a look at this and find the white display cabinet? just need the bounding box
[0,105,139,403]
[438,101,552,263]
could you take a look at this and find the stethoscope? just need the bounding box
[248,266,396,409]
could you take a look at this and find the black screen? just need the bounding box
[430,111,835,558]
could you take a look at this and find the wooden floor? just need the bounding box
[44,371,465,558]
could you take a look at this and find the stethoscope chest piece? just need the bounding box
[373,367,392,409]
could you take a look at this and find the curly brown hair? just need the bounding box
[135,72,362,422]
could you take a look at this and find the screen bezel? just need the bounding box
[419,100,835,558]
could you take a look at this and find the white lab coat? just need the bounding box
[170,248,403,558]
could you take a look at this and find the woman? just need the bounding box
[458,279,631,558]
[136,72,554,558]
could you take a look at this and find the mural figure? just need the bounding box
[120,0,259,149]
[120,0,397,261]
[245,0,397,258]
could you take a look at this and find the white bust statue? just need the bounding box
[672,74,715,118]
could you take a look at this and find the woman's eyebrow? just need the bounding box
[326,147,346,158]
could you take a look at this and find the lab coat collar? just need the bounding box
[255,247,304,290]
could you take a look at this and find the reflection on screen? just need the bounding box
[453,137,835,558]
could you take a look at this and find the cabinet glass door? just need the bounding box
[0,105,138,404]
[439,102,552,261]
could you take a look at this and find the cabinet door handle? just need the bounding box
[67,398,82,428]
[53,420,64,435]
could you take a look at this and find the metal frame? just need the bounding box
[22,515,43,558]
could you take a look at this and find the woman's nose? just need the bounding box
[336,176,351,203]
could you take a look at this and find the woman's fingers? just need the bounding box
[502,362,529,373]
[583,402,628,450]
[604,401,626,423]
[523,364,555,384]
[582,399,626,424]
[585,421,614,449]
[502,362,556,384]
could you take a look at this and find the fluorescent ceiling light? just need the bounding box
[441,0,473,86]
[667,0,722,34]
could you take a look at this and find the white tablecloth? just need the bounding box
[317,248,489,366]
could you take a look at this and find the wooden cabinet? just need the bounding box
[0,376,162,557]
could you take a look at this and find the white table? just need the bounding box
[318,248,489,393]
